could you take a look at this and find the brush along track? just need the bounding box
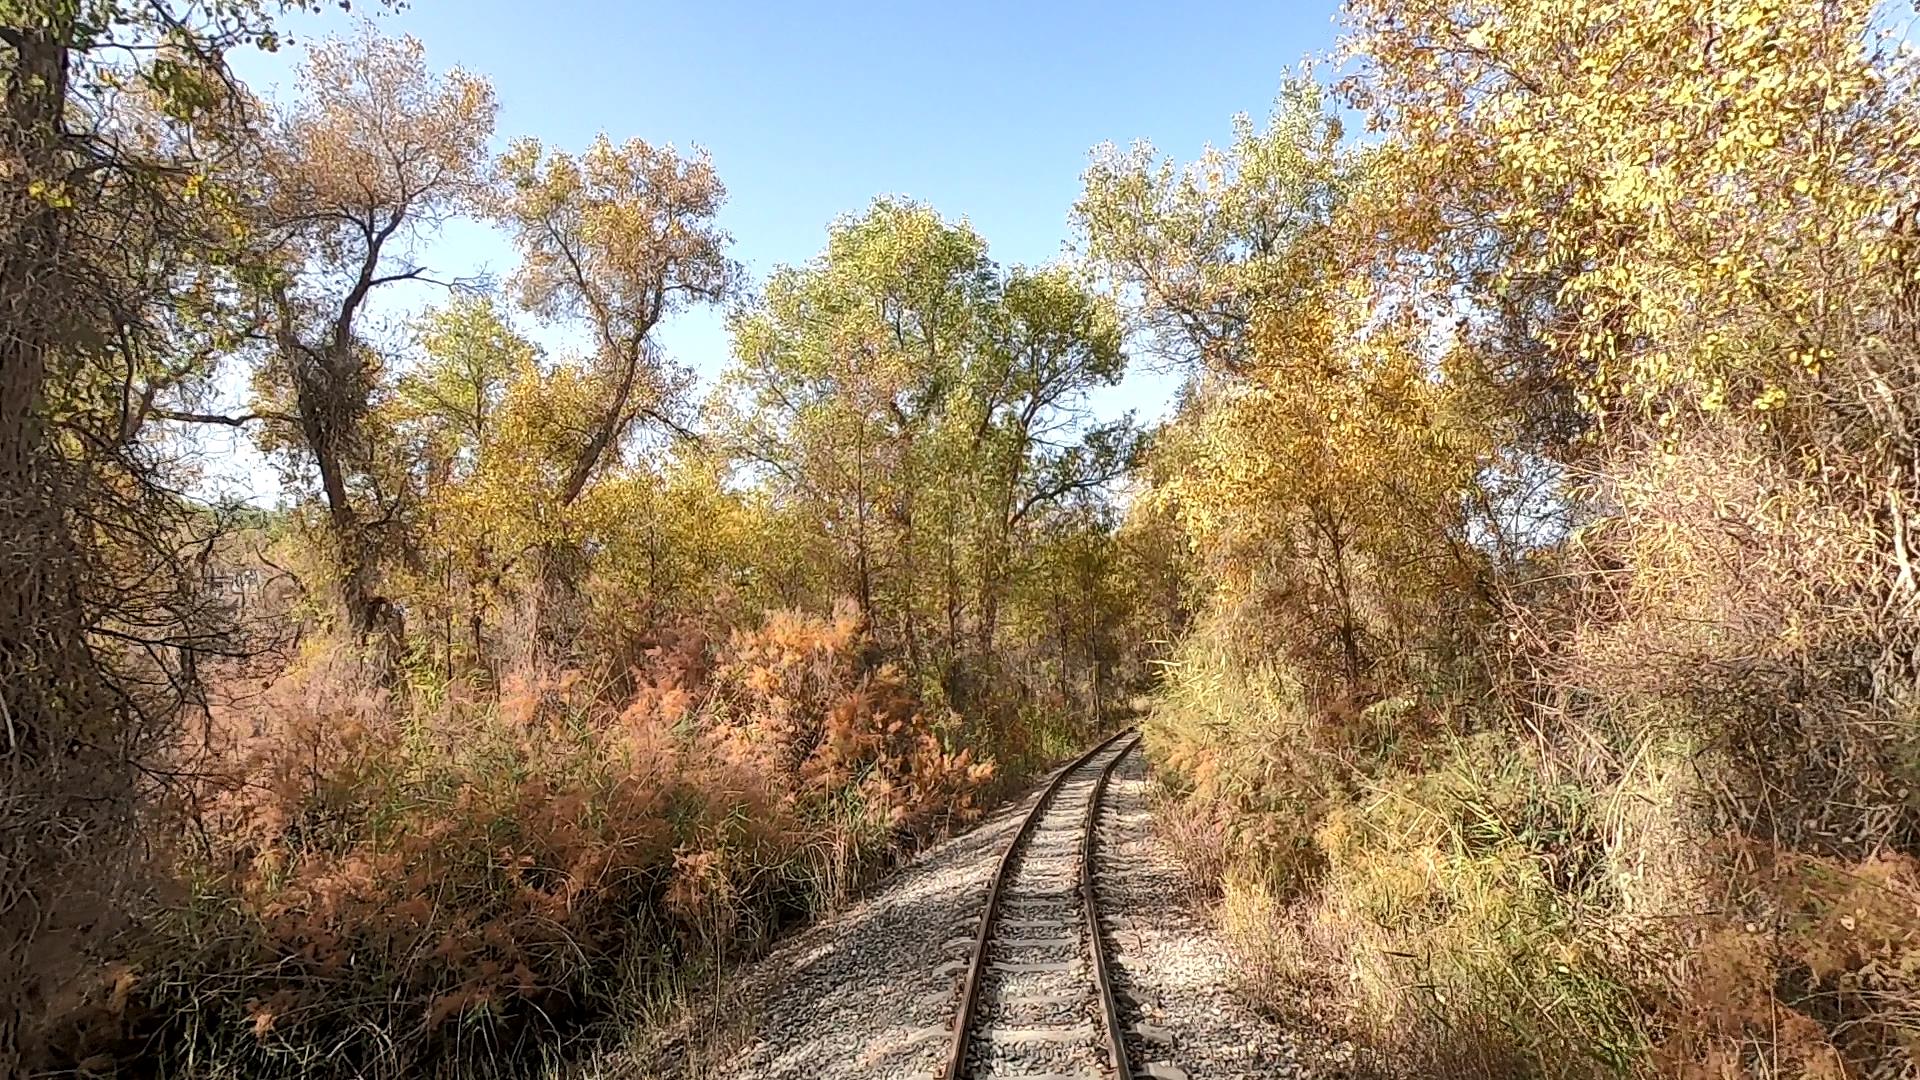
[937,729,1142,1080]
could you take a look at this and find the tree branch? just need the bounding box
[152,408,295,427]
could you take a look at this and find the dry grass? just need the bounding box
[1147,421,1920,1079]
[39,602,1004,1078]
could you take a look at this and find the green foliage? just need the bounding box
[723,197,1142,737]
[1077,79,1344,369]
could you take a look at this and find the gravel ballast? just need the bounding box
[1098,747,1320,1080]
[616,773,1063,1080]
[594,741,1327,1080]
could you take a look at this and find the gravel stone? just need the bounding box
[1098,748,1317,1079]
[611,762,1080,1080]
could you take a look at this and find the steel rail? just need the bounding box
[1082,731,1141,1080]
[940,727,1135,1080]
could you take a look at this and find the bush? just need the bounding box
[69,604,997,1078]
[1146,435,1920,1078]
[1556,426,1920,1078]
[1146,605,1649,1076]
[1151,640,1649,1077]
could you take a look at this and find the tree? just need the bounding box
[245,27,495,639]
[726,199,1135,708]
[494,133,734,659]
[0,1,302,1068]
[1076,80,1343,373]
[1342,0,1920,724]
[1084,82,1497,699]
[970,266,1129,652]
[727,199,993,658]
[388,296,535,674]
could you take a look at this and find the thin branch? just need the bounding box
[151,408,295,427]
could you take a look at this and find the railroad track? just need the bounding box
[927,728,1177,1080]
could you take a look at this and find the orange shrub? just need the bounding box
[103,605,996,1078]
[711,600,995,839]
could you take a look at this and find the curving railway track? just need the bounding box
[926,728,1174,1080]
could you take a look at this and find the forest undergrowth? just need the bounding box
[63,604,1037,1078]
[36,598,1110,1078]
[1106,1,1920,1076]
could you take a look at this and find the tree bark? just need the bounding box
[0,22,130,1071]
[270,281,381,638]
[1312,503,1365,695]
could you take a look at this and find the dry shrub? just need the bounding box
[1555,425,1920,1078]
[710,600,996,843]
[1218,872,1542,1079]
[1647,848,1920,1080]
[63,602,995,1078]
[1145,608,1439,901]
[1149,614,1649,1077]
[968,693,1090,797]
[132,666,764,1076]
[1148,777,1232,896]
[1189,724,1644,1079]
[1565,427,1914,861]
[1153,417,1920,1079]
[1315,735,1642,1077]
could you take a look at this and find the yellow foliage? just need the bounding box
[1343,0,1919,424]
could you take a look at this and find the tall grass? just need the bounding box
[1148,513,1920,1080]
[1147,625,1651,1076]
[53,602,1015,1078]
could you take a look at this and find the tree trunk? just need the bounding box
[977,422,1030,659]
[853,428,875,621]
[467,543,494,682]
[296,364,378,637]
[1054,572,1070,704]
[0,23,131,1072]
[527,538,585,666]
[1313,503,1365,696]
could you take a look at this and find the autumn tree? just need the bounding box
[1342,0,1920,794]
[387,295,535,674]
[727,199,991,652]
[1332,2,1920,1067]
[727,199,1135,713]
[1006,502,1132,723]
[0,1,317,1068]
[1079,86,1500,697]
[1078,80,1343,374]
[968,267,1131,653]
[1129,4,1920,1075]
[243,28,495,640]
[493,134,734,659]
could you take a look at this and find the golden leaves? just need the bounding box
[1343,0,1919,421]
[272,28,497,225]
[495,134,734,332]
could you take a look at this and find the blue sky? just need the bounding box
[215,0,1342,500]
